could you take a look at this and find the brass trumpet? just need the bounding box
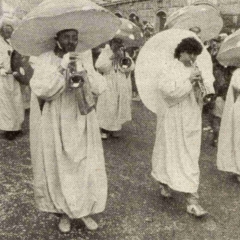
[191,61,215,104]
[119,47,132,70]
[66,60,85,88]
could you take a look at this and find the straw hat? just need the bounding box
[11,0,121,56]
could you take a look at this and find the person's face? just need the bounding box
[57,30,78,53]
[1,25,13,39]
[179,52,198,67]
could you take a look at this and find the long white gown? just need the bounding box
[151,59,214,193]
[96,45,134,131]
[30,50,107,219]
[0,37,24,131]
[217,68,240,175]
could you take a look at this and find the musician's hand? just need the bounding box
[189,70,202,84]
[12,71,20,77]
[61,52,79,69]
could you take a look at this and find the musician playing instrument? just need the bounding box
[152,37,214,217]
[96,38,134,139]
[30,29,107,233]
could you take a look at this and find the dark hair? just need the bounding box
[174,37,203,59]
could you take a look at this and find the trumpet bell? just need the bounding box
[69,72,85,88]
[203,93,216,104]
[119,57,132,69]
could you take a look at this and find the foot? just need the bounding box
[101,132,108,140]
[110,131,121,138]
[132,94,141,101]
[58,215,71,233]
[203,126,212,131]
[81,216,98,231]
[187,204,208,217]
[236,175,240,183]
[4,131,16,140]
[159,184,172,198]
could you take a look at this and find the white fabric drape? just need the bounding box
[217,68,240,175]
[0,37,24,131]
[96,44,134,131]
[152,59,214,193]
[30,50,107,219]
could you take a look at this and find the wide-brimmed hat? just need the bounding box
[165,3,223,42]
[114,18,144,48]
[11,0,121,56]
[217,29,240,67]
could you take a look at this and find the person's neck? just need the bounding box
[54,45,67,58]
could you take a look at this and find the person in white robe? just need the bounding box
[96,38,134,139]
[151,37,214,217]
[30,29,107,233]
[0,18,24,140]
[217,68,240,181]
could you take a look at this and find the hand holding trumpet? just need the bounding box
[189,67,202,85]
[60,52,81,69]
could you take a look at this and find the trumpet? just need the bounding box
[119,47,132,70]
[66,60,85,88]
[191,61,215,104]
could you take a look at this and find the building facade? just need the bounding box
[94,0,240,34]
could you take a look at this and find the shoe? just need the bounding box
[203,126,212,131]
[101,132,108,140]
[132,95,141,101]
[81,216,98,231]
[110,131,121,138]
[187,204,208,217]
[159,184,172,198]
[4,131,16,140]
[58,215,71,233]
[236,175,240,183]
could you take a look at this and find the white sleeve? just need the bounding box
[30,55,66,101]
[81,50,107,95]
[158,63,193,106]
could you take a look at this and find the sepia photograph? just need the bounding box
[0,0,239,239]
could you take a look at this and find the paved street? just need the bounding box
[0,102,240,240]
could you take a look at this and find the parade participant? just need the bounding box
[136,30,214,217]
[96,38,135,139]
[29,28,108,233]
[217,68,240,181]
[151,37,211,217]
[10,0,121,233]
[0,17,24,140]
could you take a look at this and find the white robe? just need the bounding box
[217,68,240,175]
[0,37,24,131]
[151,59,214,193]
[30,50,107,219]
[96,45,134,131]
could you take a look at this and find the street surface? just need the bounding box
[0,102,240,240]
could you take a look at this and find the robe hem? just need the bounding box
[151,172,198,194]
